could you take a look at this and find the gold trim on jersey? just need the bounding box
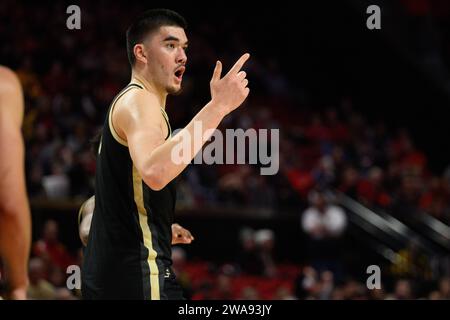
[160,107,172,139]
[108,84,171,146]
[98,136,102,155]
[108,87,138,147]
[132,165,160,300]
[77,200,87,226]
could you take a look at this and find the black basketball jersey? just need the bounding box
[82,83,177,300]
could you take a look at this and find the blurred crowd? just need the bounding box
[1,218,448,300]
[1,1,449,300]
[1,2,449,225]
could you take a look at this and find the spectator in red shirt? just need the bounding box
[33,219,75,271]
[357,167,391,208]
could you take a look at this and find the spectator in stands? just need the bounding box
[357,166,391,208]
[419,176,450,223]
[438,276,450,299]
[337,166,360,198]
[171,247,193,300]
[237,228,265,275]
[41,162,70,199]
[33,219,75,270]
[317,270,334,300]
[369,287,386,300]
[27,257,55,300]
[273,286,296,300]
[390,174,422,221]
[429,290,442,300]
[239,286,260,300]
[342,279,369,300]
[390,237,433,281]
[301,190,347,277]
[392,279,415,300]
[294,265,319,299]
[211,272,233,299]
[54,287,78,300]
[254,229,277,278]
[330,286,345,300]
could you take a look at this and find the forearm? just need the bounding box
[0,134,31,293]
[143,101,224,189]
[0,203,31,292]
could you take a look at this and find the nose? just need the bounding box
[177,48,187,65]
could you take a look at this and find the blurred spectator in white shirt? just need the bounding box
[302,190,347,239]
[301,190,347,279]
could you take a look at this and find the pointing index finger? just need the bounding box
[228,53,250,75]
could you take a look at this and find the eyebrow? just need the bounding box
[163,36,188,46]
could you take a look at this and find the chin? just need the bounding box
[167,84,182,95]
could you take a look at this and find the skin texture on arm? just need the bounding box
[116,54,250,191]
[0,66,31,300]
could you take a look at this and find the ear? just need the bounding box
[133,44,148,64]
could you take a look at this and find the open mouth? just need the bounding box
[174,66,185,81]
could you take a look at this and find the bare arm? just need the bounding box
[0,67,31,300]
[116,54,250,190]
[78,196,95,246]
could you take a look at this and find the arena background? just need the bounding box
[1,0,450,300]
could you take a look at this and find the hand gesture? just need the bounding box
[210,53,250,116]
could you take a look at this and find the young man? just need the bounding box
[82,9,250,299]
[0,66,32,300]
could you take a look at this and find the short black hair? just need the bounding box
[126,9,187,66]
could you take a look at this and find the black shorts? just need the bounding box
[82,266,184,300]
[162,268,185,300]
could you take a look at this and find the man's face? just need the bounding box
[144,26,188,94]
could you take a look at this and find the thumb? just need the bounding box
[211,60,222,82]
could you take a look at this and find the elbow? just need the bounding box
[143,166,167,191]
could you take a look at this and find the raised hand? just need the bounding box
[210,53,250,116]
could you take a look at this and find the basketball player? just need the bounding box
[78,130,195,247]
[82,9,250,299]
[0,66,32,300]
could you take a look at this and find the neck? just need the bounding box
[131,69,167,109]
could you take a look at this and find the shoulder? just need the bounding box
[0,66,21,93]
[0,66,22,99]
[115,87,163,124]
[120,87,160,112]
[0,66,20,83]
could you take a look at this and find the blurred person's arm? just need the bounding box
[116,54,250,191]
[0,66,31,300]
[79,196,194,246]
